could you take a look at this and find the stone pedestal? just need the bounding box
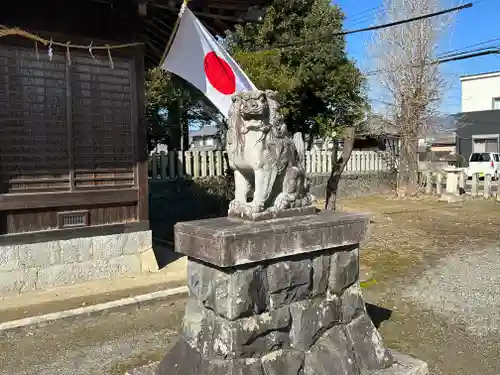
[445,172,458,194]
[154,211,428,375]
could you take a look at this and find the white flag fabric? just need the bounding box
[161,7,256,118]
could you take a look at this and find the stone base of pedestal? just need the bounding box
[439,193,465,203]
[147,211,428,375]
[126,350,428,375]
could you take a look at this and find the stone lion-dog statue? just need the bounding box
[226,89,313,219]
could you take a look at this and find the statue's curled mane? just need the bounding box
[226,89,313,218]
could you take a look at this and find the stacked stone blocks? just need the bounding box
[0,230,154,294]
[159,211,394,375]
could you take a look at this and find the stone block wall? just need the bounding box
[149,178,232,243]
[160,244,393,375]
[149,173,396,243]
[0,230,154,295]
[308,172,396,200]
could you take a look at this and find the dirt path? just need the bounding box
[0,255,186,324]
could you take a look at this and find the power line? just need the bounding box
[338,3,473,37]
[346,5,383,21]
[365,46,500,76]
[438,48,500,63]
[438,45,500,60]
[348,12,385,28]
[368,43,500,76]
[255,2,473,51]
[438,37,500,58]
[347,0,485,32]
[346,6,385,27]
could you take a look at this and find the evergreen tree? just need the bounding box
[226,0,366,145]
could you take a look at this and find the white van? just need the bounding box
[467,152,500,179]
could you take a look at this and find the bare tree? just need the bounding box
[324,102,372,211]
[369,0,451,195]
[325,126,356,211]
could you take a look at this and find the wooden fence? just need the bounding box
[149,150,395,180]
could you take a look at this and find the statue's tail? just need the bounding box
[293,132,306,167]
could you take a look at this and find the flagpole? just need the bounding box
[159,0,190,67]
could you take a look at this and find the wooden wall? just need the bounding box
[0,2,148,237]
[0,44,147,235]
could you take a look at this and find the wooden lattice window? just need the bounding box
[71,55,135,189]
[0,46,69,193]
[0,46,136,193]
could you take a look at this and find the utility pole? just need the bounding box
[179,96,184,152]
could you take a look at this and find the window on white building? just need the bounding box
[493,97,500,110]
[473,137,499,153]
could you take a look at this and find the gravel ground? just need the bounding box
[340,196,500,375]
[367,293,500,375]
[1,195,498,375]
[363,245,500,375]
[403,246,500,337]
[0,296,186,375]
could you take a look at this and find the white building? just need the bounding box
[460,71,500,112]
[456,71,500,165]
[189,126,221,151]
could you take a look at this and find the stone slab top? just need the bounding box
[174,211,371,267]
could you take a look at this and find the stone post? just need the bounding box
[435,172,443,195]
[484,174,492,198]
[425,171,433,195]
[471,173,479,197]
[154,211,428,375]
[458,171,466,193]
[445,172,458,195]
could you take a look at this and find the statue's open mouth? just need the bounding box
[241,109,262,118]
[240,119,262,132]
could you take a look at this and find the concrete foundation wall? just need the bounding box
[0,230,155,295]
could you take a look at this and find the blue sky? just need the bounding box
[334,0,500,114]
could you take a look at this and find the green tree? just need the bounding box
[227,0,367,209]
[226,0,365,146]
[145,68,222,152]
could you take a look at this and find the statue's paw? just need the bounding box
[247,202,264,215]
[229,200,266,218]
[229,199,239,210]
[228,199,246,216]
[305,193,314,205]
[292,193,312,208]
[273,193,291,211]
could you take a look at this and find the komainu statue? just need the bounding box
[226,89,313,219]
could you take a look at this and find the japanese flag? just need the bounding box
[161,6,256,118]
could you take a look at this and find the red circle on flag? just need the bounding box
[204,52,236,95]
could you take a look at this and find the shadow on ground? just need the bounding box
[148,177,234,269]
[366,303,393,329]
[151,240,183,269]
